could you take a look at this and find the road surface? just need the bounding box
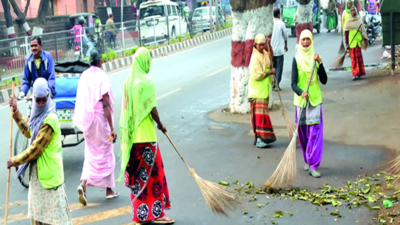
[0,28,389,225]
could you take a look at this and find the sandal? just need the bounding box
[77,185,87,206]
[154,216,175,224]
[106,191,120,199]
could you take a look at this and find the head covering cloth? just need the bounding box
[295,30,318,85]
[118,47,157,181]
[29,77,56,144]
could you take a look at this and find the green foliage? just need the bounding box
[146,46,150,50]
[169,38,176,44]
[124,49,133,56]
[107,50,117,61]
[102,53,109,62]
[221,22,233,29]
[132,46,139,53]
[186,32,191,39]
[177,35,182,42]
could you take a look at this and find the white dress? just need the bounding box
[28,164,72,225]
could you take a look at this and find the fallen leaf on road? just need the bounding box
[218,181,229,186]
[243,209,248,215]
[274,211,284,218]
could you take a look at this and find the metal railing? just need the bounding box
[0,14,230,84]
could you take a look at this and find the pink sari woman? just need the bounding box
[73,48,119,205]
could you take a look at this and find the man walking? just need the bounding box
[271,8,288,91]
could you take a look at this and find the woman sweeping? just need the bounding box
[7,78,72,225]
[345,6,368,80]
[74,48,119,206]
[249,33,277,148]
[341,0,353,38]
[291,30,328,178]
[326,0,337,32]
[119,47,174,224]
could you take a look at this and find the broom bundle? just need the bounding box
[333,24,363,68]
[338,30,346,54]
[384,154,400,187]
[164,133,240,216]
[264,61,317,189]
[266,44,296,140]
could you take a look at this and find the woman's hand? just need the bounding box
[9,97,17,113]
[301,92,309,100]
[110,130,117,143]
[314,54,322,64]
[157,123,167,133]
[7,158,12,169]
[267,68,276,75]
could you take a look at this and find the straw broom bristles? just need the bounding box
[164,133,240,216]
[338,30,346,54]
[189,169,240,215]
[264,62,317,189]
[333,52,347,68]
[263,132,298,189]
[384,154,400,187]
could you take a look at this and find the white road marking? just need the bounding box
[157,88,182,100]
[205,66,230,77]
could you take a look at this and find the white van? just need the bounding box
[139,0,188,45]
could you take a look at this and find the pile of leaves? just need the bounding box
[218,172,400,224]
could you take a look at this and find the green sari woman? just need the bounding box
[326,0,337,32]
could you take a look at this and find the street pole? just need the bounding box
[215,0,219,31]
[390,12,395,76]
[121,0,124,52]
[209,0,213,33]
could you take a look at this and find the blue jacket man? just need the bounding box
[20,37,56,99]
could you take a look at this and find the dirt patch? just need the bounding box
[209,68,400,152]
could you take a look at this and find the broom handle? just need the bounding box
[164,133,191,171]
[266,43,286,116]
[294,61,317,132]
[5,78,15,225]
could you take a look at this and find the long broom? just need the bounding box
[333,24,363,68]
[338,29,346,54]
[384,154,400,187]
[266,44,296,140]
[164,133,240,216]
[5,78,15,225]
[263,62,317,189]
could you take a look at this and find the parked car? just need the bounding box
[139,0,188,45]
[191,6,225,34]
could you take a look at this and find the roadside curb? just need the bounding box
[0,28,232,104]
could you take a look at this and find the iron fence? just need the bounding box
[0,15,224,83]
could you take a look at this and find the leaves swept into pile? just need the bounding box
[224,172,400,223]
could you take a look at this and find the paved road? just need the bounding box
[0,28,389,225]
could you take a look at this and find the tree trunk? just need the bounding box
[1,0,19,56]
[9,0,32,36]
[295,0,313,43]
[33,0,51,35]
[106,0,113,15]
[229,0,276,113]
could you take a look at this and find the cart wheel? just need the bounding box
[14,130,30,188]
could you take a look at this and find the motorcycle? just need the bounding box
[74,45,81,60]
[363,12,381,46]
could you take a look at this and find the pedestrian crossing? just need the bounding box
[0,201,134,225]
